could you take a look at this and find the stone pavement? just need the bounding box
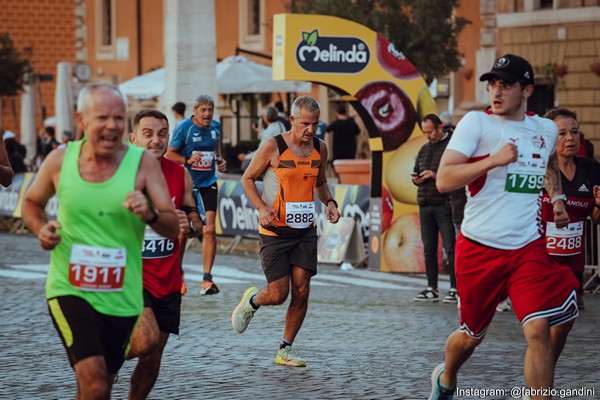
[1,232,599,400]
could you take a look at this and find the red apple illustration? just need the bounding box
[381,185,394,234]
[375,34,420,80]
[382,212,443,273]
[355,81,417,151]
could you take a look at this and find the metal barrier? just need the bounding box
[584,217,600,293]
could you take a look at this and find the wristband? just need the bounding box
[184,156,190,165]
[326,198,338,209]
[551,194,567,204]
[144,207,159,225]
[181,205,197,215]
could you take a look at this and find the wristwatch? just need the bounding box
[551,194,567,204]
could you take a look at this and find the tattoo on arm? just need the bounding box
[544,153,563,198]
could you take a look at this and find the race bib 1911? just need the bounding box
[69,244,126,291]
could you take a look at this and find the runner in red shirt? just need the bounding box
[127,109,203,399]
[541,107,600,310]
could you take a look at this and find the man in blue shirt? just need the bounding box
[166,94,227,295]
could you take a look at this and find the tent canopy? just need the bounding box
[119,55,312,99]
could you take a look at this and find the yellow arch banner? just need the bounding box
[273,14,439,273]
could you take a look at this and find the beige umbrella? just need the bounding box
[54,62,74,143]
[19,81,37,166]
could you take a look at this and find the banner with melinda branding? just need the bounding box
[273,14,440,273]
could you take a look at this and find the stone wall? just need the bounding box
[0,0,77,139]
[502,21,600,152]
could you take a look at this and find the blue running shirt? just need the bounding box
[169,117,221,188]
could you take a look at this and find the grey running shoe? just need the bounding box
[275,346,306,367]
[428,363,455,400]
[231,287,259,333]
[442,289,458,304]
[414,287,439,302]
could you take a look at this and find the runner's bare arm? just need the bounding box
[437,145,517,193]
[23,150,64,250]
[314,140,340,223]
[182,168,203,237]
[544,152,569,228]
[165,145,187,165]
[0,138,14,187]
[127,152,179,240]
[241,138,279,228]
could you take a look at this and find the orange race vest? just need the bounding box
[259,134,321,236]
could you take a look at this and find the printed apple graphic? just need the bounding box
[375,34,420,80]
[416,84,438,123]
[355,81,417,152]
[385,135,428,205]
[382,212,443,273]
[381,185,394,234]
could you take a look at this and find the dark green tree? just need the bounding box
[288,0,470,83]
[0,33,31,97]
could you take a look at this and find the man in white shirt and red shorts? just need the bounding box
[428,54,579,400]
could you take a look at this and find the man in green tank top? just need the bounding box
[23,83,179,399]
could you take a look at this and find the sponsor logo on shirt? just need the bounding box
[578,184,589,192]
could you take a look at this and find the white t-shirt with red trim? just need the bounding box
[447,111,558,249]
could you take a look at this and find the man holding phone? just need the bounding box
[411,114,458,304]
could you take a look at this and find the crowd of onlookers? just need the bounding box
[0,125,76,176]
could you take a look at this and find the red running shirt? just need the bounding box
[142,158,185,298]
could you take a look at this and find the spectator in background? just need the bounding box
[274,101,291,130]
[326,103,360,161]
[3,130,27,173]
[449,187,466,234]
[172,102,186,124]
[40,126,59,159]
[316,120,328,141]
[0,128,14,187]
[239,106,287,171]
[411,114,457,304]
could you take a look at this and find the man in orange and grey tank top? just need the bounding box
[22,84,179,399]
[231,96,341,367]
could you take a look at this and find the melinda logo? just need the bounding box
[296,29,370,73]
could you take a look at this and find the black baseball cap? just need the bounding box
[480,54,535,85]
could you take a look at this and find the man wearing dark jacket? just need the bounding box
[412,114,457,304]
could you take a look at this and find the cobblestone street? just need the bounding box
[1,232,598,399]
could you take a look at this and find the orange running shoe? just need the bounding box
[199,279,219,295]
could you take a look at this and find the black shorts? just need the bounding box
[259,227,318,283]
[47,295,138,374]
[143,289,181,335]
[196,183,218,213]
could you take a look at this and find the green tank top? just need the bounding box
[46,140,146,317]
